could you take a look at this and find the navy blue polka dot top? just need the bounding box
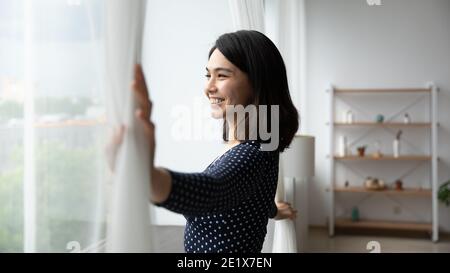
[156,140,279,253]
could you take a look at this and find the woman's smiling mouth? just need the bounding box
[210,97,225,104]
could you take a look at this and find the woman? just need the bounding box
[109,30,299,253]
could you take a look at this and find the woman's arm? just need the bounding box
[106,64,172,204]
[150,167,172,203]
[153,144,273,216]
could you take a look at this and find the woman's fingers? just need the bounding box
[135,64,147,86]
[276,201,290,209]
[113,125,125,145]
[105,124,126,172]
[291,209,298,219]
[132,64,152,119]
[136,108,155,135]
[133,64,149,98]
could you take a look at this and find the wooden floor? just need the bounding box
[308,227,450,253]
[152,225,450,253]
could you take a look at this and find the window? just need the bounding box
[0,0,107,252]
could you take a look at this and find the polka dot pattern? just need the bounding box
[156,140,279,253]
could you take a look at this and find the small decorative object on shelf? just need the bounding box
[344,180,350,188]
[394,179,403,191]
[403,113,411,124]
[345,110,354,124]
[393,130,402,158]
[364,177,386,190]
[351,206,360,222]
[372,140,383,158]
[375,114,384,123]
[338,136,348,156]
[357,145,367,157]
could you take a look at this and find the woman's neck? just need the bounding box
[226,116,247,143]
[227,126,240,146]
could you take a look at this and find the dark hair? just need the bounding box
[209,30,299,152]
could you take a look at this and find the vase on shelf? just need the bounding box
[345,110,354,124]
[393,130,402,158]
[403,113,411,124]
[393,139,400,158]
[351,207,360,222]
[338,136,348,157]
[376,114,384,123]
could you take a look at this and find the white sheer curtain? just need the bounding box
[103,0,153,253]
[265,0,306,252]
[0,0,152,253]
[228,0,265,32]
[265,0,306,130]
[272,163,297,253]
[0,0,108,252]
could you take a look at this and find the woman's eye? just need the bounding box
[205,74,211,78]
[218,74,227,78]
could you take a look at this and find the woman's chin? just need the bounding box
[209,104,225,119]
[210,111,223,119]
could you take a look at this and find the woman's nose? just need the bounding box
[205,78,218,94]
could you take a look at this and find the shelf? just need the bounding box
[334,122,432,128]
[329,84,439,241]
[335,218,432,233]
[334,155,431,161]
[334,186,432,197]
[334,88,431,94]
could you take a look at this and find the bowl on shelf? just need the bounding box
[364,177,386,191]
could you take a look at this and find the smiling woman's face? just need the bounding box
[204,49,253,119]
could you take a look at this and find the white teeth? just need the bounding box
[211,98,224,104]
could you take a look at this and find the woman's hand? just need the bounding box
[105,125,126,172]
[104,64,171,203]
[274,201,297,220]
[132,64,156,169]
[104,64,155,173]
[133,64,171,203]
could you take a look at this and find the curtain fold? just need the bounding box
[1,0,111,252]
[228,0,265,32]
[272,160,298,253]
[103,0,153,253]
[265,0,305,129]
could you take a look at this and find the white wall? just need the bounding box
[143,0,233,225]
[305,0,450,231]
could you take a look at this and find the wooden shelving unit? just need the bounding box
[334,186,432,197]
[334,88,431,94]
[334,155,432,161]
[335,218,432,233]
[334,122,432,128]
[327,85,439,241]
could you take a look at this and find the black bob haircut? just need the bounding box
[209,30,299,153]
